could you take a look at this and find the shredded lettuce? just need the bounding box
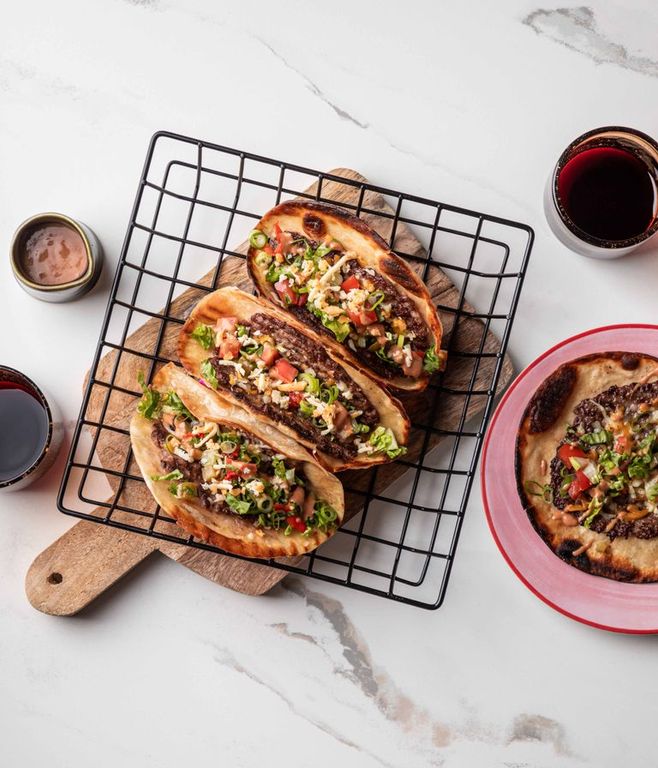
[272,456,287,479]
[200,359,219,389]
[583,498,602,529]
[137,371,161,419]
[225,494,253,515]
[647,478,658,502]
[423,345,446,374]
[190,323,215,350]
[164,391,192,420]
[151,469,184,482]
[171,482,198,498]
[368,426,406,459]
[628,454,652,479]
[322,317,350,343]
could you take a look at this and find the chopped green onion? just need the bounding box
[524,480,553,503]
[299,372,320,395]
[368,290,385,309]
[320,384,339,404]
[249,230,268,249]
[580,429,611,446]
[255,496,274,513]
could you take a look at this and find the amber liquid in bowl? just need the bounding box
[19,223,88,286]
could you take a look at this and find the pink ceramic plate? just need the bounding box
[482,324,658,634]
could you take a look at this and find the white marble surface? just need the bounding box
[2,1,658,765]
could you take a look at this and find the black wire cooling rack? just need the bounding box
[57,131,533,609]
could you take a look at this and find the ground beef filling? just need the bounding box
[548,381,658,540]
[289,258,430,380]
[151,422,297,517]
[210,313,379,461]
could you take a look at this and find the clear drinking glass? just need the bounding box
[544,126,658,259]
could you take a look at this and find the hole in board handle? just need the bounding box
[47,572,63,585]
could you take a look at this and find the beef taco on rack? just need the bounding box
[130,363,344,558]
[178,287,409,471]
[517,351,658,582]
[246,201,445,392]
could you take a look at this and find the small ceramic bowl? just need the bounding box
[10,212,104,302]
[0,366,64,492]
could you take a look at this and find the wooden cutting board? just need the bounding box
[26,168,513,615]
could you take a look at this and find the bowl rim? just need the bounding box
[10,212,96,293]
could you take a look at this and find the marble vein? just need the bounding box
[523,7,658,78]
[255,37,369,129]
[286,579,580,762]
[251,36,533,217]
[210,645,395,768]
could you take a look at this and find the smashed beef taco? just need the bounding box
[130,363,344,558]
[178,287,410,472]
[246,201,445,391]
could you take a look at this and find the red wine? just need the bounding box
[557,146,657,241]
[0,382,49,483]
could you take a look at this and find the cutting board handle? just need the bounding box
[26,519,160,616]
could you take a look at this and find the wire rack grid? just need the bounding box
[57,130,533,609]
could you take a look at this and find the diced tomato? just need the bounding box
[262,244,274,255]
[288,392,303,409]
[614,435,632,454]
[273,223,290,255]
[557,443,587,468]
[272,358,298,383]
[261,343,280,367]
[225,470,239,481]
[274,502,289,512]
[215,316,237,337]
[286,515,307,533]
[274,278,298,306]
[297,292,308,307]
[219,335,240,360]
[240,463,257,478]
[348,309,377,326]
[341,275,360,292]
[568,469,592,499]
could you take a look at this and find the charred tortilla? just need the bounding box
[178,286,410,472]
[130,363,344,559]
[246,201,445,392]
[517,351,658,582]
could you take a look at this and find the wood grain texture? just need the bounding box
[27,168,513,615]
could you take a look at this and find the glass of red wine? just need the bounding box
[544,126,658,258]
[0,366,63,491]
